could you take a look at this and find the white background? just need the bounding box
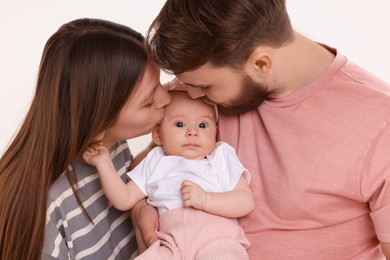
[1,1,389,157]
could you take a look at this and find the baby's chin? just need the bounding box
[174,151,208,160]
[181,154,207,160]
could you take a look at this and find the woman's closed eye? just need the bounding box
[146,101,154,107]
[143,96,155,108]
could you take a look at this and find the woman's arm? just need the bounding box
[130,199,159,253]
[129,141,159,252]
[180,176,255,218]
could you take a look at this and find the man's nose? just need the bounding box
[187,86,205,99]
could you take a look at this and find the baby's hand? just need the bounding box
[180,180,207,210]
[82,141,110,166]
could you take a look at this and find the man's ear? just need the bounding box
[152,126,163,145]
[247,47,272,78]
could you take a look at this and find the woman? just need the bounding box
[0,18,170,259]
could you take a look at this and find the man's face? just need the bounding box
[176,62,275,115]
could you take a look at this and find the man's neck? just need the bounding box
[272,31,335,98]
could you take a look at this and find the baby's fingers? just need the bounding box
[89,141,104,151]
[181,180,194,188]
[85,146,97,154]
[82,143,101,162]
[82,151,93,163]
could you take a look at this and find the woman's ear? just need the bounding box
[152,126,163,145]
[95,131,106,141]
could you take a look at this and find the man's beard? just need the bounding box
[210,74,275,116]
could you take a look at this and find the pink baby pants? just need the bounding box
[136,208,250,260]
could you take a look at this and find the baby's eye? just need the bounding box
[175,122,184,128]
[198,122,207,129]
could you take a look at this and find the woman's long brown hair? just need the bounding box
[0,18,148,259]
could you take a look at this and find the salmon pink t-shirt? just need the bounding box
[218,47,390,259]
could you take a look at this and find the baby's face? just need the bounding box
[153,91,217,160]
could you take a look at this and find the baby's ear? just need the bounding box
[152,126,163,145]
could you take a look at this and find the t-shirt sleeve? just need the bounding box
[127,147,163,196]
[363,121,390,242]
[42,199,71,259]
[212,142,251,191]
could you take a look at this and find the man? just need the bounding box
[144,0,390,258]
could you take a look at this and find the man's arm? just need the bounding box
[381,241,390,259]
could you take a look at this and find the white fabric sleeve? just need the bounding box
[127,146,164,196]
[211,142,251,191]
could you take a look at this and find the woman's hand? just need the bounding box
[130,199,159,253]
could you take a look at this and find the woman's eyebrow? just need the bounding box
[141,83,160,104]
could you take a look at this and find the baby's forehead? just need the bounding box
[167,91,217,121]
[168,90,208,108]
[169,90,192,99]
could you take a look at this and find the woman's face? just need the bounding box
[103,61,171,147]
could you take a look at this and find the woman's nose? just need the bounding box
[187,86,205,99]
[155,84,172,109]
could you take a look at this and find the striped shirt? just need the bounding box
[42,141,139,259]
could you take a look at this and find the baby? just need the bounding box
[83,90,255,259]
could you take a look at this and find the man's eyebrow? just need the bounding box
[184,82,207,88]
